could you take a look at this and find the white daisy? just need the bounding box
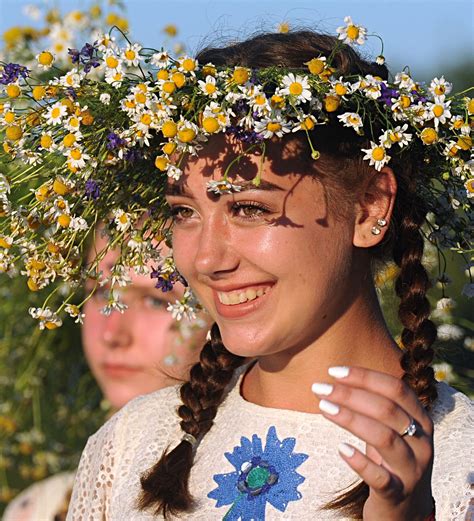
[254,117,291,139]
[59,68,84,89]
[394,72,416,91]
[65,147,90,169]
[44,102,67,125]
[100,93,111,105]
[337,112,364,133]
[432,362,455,383]
[380,124,412,148]
[429,76,452,98]
[105,68,125,88]
[198,76,219,98]
[336,16,367,45]
[167,165,183,181]
[112,209,131,232]
[150,51,171,68]
[427,96,452,128]
[122,43,142,67]
[437,324,464,341]
[362,142,391,171]
[207,179,242,195]
[280,73,312,103]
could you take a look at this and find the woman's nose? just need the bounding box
[193,214,239,277]
[101,308,133,349]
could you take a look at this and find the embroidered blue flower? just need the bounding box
[208,426,308,520]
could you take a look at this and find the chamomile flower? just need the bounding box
[450,115,470,135]
[330,77,351,99]
[292,114,318,132]
[122,43,142,67]
[167,165,183,181]
[112,209,131,232]
[207,179,242,195]
[427,96,452,128]
[432,362,455,383]
[95,33,117,53]
[103,51,122,71]
[464,179,474,198]
[362,142,391,171]
[59,68,84,89]
[280,73,312,103]
[429,76,452,98]
[336,16,367,45]
[380,124,412,148]
[150,51,171,68]
[105,69,125,88]
[178,56,198,76]
[28,307,62,330]
[44,102,67,125]
[65,304,85,324]
[198,76,220,98]
[99,93,111,105]
[337,112,364,133]
[36,51,55,70]
[394,72,416,91]
[65,147,90,170]
[254,116,291,138]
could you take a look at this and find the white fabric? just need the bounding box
[66,373,473,520]
[3,471,75,521]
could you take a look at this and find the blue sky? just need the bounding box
[1,0,473,80]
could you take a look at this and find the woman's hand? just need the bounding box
[311,366,435,521]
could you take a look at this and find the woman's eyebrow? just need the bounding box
[165,179,285,196]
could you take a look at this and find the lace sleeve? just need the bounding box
[66,411,123,521]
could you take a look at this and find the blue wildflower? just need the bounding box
[68,43,100,73]
[106,132,126,150]
[151,267,182,292]
[379,83,399,107]
[208,426,308,520]
[0,63,30,85]
[84,179,100,200]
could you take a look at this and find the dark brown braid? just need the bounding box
[139,30,439,519]
[138,323,245,517]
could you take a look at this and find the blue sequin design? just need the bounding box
[208,426,308,520]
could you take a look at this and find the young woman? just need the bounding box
[3,231,207,521]
[66,31,472,520]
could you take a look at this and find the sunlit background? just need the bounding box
[0,0,472,510]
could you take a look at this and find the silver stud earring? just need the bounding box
[371,226,381,235]
[377,218,387,227]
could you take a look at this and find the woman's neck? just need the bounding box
[241,286,403,414]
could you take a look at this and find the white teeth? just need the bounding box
[217,286,271,306]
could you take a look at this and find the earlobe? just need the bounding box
[352,167,397,248]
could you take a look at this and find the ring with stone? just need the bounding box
[400,417,417,437]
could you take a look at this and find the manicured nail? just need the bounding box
[311,382,333,396]
[338,442,355,458]
[319,399,340,415]
[328,366,350,379]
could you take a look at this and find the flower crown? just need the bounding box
[0,16,472,328]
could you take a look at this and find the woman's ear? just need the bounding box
[352,166,397,247]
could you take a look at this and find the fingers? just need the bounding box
[324,366,433,434]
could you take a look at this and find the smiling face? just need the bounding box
[81,231,207,409]
[167,136,371,364]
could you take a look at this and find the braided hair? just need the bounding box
[138,30,438,519]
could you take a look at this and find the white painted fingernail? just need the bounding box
[338,442,355,458]
[311,382,334,396]
[328,366,350,379]
[319,399,340,415]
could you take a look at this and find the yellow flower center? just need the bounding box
[38,51,54,66]
[324,95,340,112]
[202,65,216,77]
[70,148,82,160]
[300,117,315,130]
[154,156,169,171]
[466,179,474,193]
[5,126,22,141]
[267,122,282,133]
[205,83,217,94]
[346,25,360,40]
[113,72,123,81]
[57,214,71,228]
[162,121,178,138]
[468,98,474,115]
[0,237,12,249]
[119,214,128,224]
[457,135,472,151]
[270,95,285,108]
[157,69,169,81]
[125,49,136,61]
[53,179,69,195]
[4,112,15,124]
[389,132,401,142]
[32,86,46,100]
[106,56,119,69]
[51,107,61,119]
[178,128,196,142]
[69,117,80,128]
[40,134,53,148]
[6,85,21,98]
[334,83,347,96]
[453,119,463,129]
[254,94,266,105]
[371,147,385,161]
[400,95,411,109]
[125,100,136,109]
[433,105,444,118]
[27,278,39,292]
[63,133,76,147]
[140,114,152,126]
[202,117,219,133]
[162,142,177,155]
[289,82,303,96]
[172,72,186,88]
[434,85,445,96]
[182,58,196,71]
[420,128,438,145]
[162,81,176,94]
[306,58,325,75]
[135,92,147,104]
[233,68,249,85]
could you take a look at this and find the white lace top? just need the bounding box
[66,375,473,520]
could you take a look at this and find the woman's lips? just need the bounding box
[102,364,141,378]
[213,283,274,319]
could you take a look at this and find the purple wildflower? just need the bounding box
[0,63,30,85]
[151,267,181,292]
[124,148,142,162]
[84,179,100,200]
[379,83,399,107]
[106,132,126,150]
[226,126,264,144]
[68,43,100,73]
